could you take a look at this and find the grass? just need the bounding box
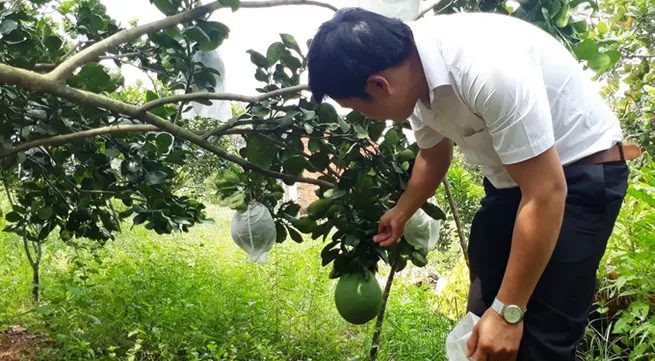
[0,205,455,361]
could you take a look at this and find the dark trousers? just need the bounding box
[466,160,629,360]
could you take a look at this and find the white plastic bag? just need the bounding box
[230,201,277,264]
[403,198,441,253]
[446,312,480,361]
[356,0,420,20]
[181,49,233,122]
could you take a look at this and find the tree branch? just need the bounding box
[0,64,334,189]
[443,178,470,270]
[414,0,448,20]
[0,124,159,158]
[33,48,156,72]
[47,0,337,81]
[141,84,309,113]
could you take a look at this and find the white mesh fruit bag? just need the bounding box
[230,201,277,264]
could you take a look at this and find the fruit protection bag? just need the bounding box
[356,0,420,20]
[403,198,442,253]
[230,202,277,264]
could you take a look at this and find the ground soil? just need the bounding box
[0,326,51,361]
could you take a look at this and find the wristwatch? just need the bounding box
[491,298,526,324]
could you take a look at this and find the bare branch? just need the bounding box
[141,84,309,113]
[0,64,334,189]
[48,0,337,81]
[0,124,159,158]
[33,48,157,72]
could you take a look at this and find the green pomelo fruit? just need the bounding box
[334,272,383,325]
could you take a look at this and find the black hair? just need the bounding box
[307,7,414,103]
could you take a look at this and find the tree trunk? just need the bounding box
[443,178,470,270]
[32,263,40,302]
[369,260,400,361]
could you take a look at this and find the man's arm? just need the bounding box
[373,137,453,247]
[498,145,567,309]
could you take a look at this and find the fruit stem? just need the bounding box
[369,255,400,361]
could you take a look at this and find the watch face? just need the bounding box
[504,306,523,323]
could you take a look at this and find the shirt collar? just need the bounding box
[407,19,451,106]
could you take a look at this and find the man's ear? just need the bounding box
[365,75,392,97]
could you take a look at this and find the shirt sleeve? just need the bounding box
[457,54,555,165]
[409,112,445,149]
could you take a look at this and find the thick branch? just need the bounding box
[141,84,309,113]
[48,0,337,81]
[0,64,333,189]
[0,124,159,157]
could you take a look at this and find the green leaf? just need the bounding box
[244,134,277,170]
[133,213,147,225]
[321,249,339,267]
[309,152,330,171]
[219,0,240,11]
[421,202,446,221]
[246,49,269,69]
[573,38,599,60]
[266,42,285,65]
[605,50,621,68]
[337,116,351,132]
[283,155,309,176]
[88,15,105,33]
[555,4,570,28]
[317,103,338,122]
[324,188,347,199]
[286,225,304,243]
[44,35,63,52]
[77,63,111,92]
[353,123,368,139]
[155,133,174,154]
[368,121,386,142]
[410,251,428,267]
[275,221,287,243]
[597,21,608,34]
[37,207,53,220]
[145,90,159,102]
[197,21,230,51]
[184,26,211,47]
[5,211,21,222]
[587,52,610,72]
[221,191,246,210]
[153,0,180,15]
[280,34,301,53]
[308,139,321,153]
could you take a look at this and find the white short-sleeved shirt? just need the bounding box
[407,12,623,189]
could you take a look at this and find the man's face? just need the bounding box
[335,66,419,123]
[336,95,415,123]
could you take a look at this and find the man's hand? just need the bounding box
[373,138,453,247]
[373,206,409,247]
[467,308,524,361]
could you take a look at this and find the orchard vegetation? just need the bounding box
[0,0,653,360]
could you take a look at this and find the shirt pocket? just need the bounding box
[458,128,502,166]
